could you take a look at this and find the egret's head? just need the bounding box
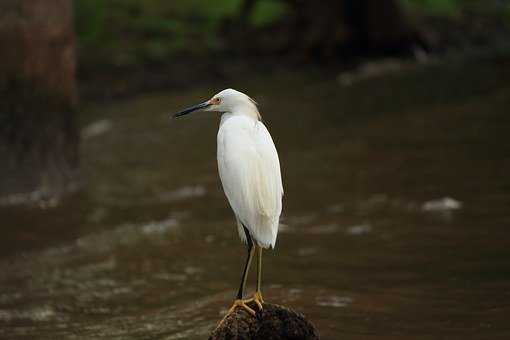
[174,88,260,120]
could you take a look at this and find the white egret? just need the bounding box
[174,88,284,316]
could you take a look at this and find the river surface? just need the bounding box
[1,56,510,339]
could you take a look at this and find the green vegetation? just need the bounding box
[401,0,510,16]
[75,0,289,67]
[250,0,289,27]
[74,0,509,69]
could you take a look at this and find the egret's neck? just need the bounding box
[220,108,260,129]
[230,104,261,121]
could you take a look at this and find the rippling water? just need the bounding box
[1,57,510,339]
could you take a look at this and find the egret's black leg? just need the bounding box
[236,225,254,300]
[220,225,256,320]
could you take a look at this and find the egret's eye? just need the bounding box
[212,97,221,105]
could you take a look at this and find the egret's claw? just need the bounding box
[227,299,257,316]
[246,291,264,311]
[218,299,257,327]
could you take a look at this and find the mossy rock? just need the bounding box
[210,302,319,340]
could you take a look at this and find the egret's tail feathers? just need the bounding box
[236,215,278,249]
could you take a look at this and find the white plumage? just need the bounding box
[217,111,283,248]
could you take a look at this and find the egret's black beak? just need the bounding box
[173,101,211,118]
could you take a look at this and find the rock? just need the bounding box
[209,302,319,340]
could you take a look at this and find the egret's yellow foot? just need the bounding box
[246,291,264,311]
[227,299,256,316]
[218,299,256,327]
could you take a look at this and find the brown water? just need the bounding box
[1,57,510,339]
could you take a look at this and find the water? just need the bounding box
[1,57,510,339]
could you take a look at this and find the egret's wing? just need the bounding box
[218,119,283,247]
[252,123,284,216]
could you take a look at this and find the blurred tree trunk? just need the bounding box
[343,0,418,52]
[234,0,421,57]
[286,0,418,56]
[0,0,79,202]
